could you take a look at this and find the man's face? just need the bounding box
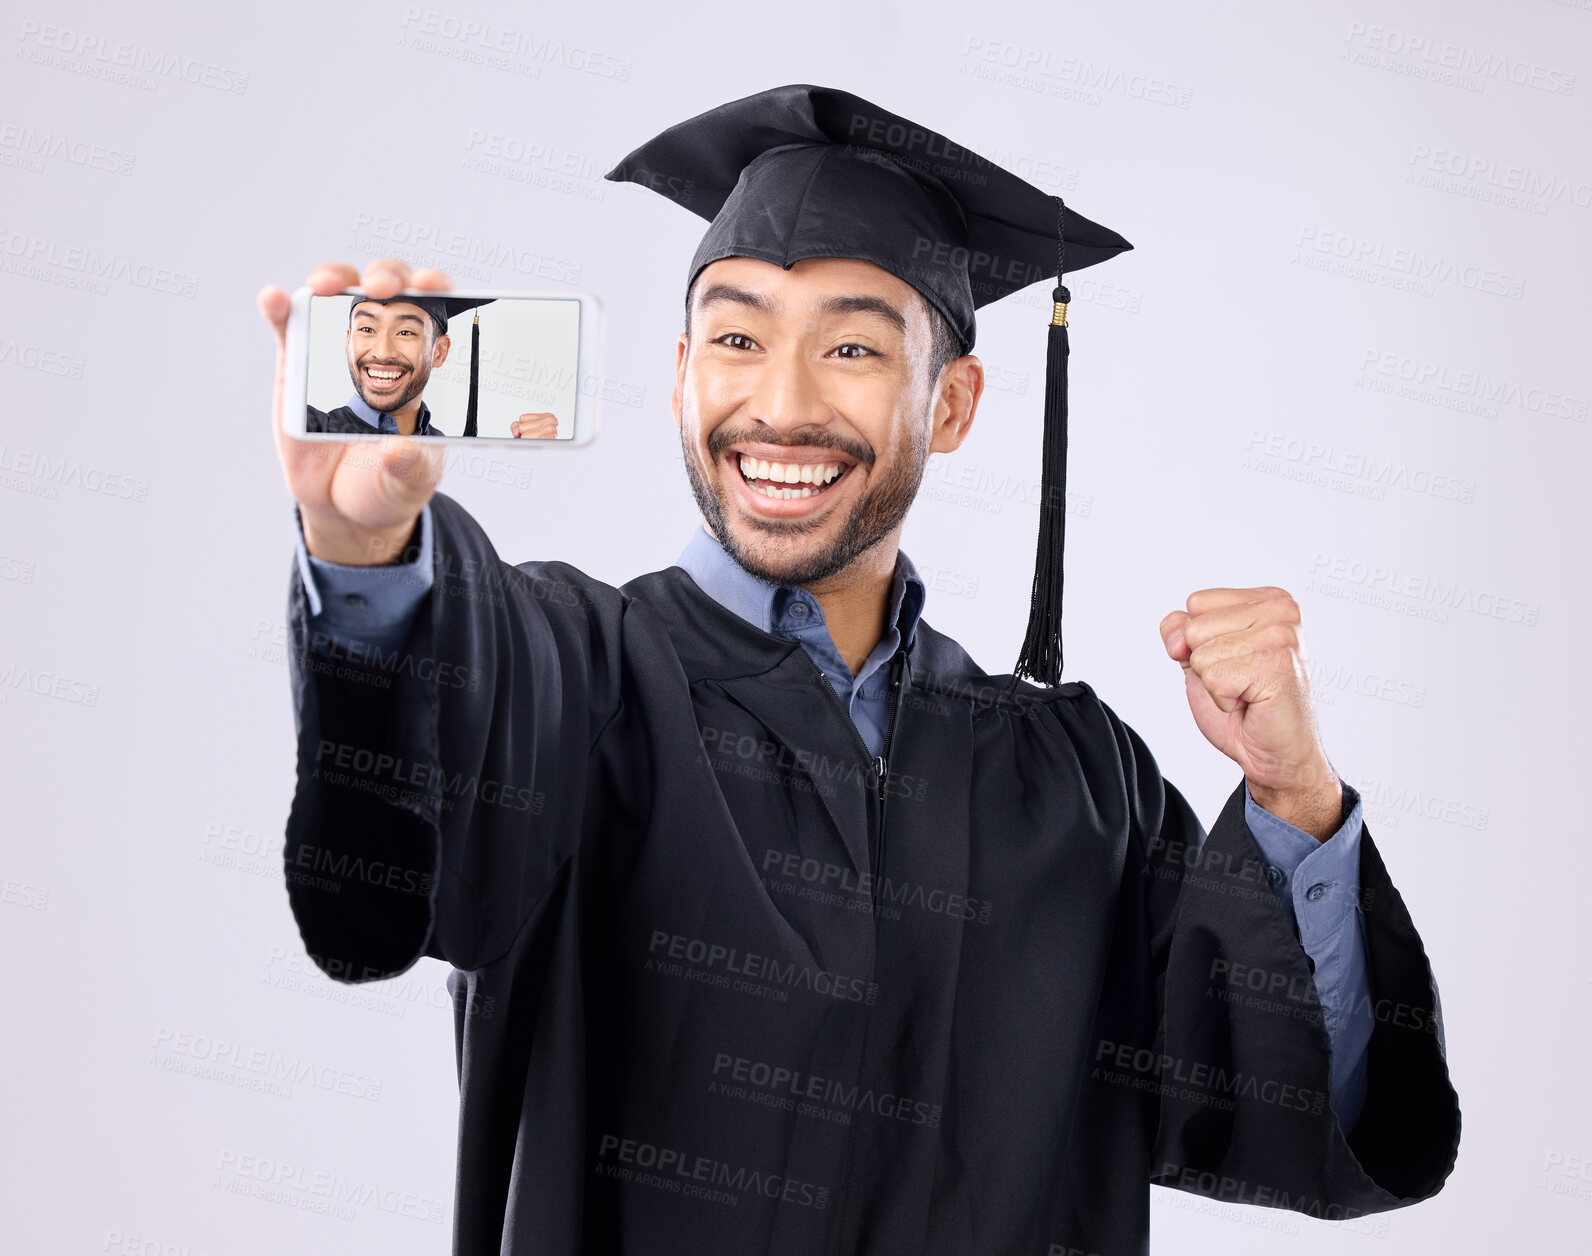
[345,300,452,413]
[672,256,980,588]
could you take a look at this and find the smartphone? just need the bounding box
[281,286,603,445]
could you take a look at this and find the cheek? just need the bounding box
[689,363,745,415]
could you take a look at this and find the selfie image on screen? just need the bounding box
[305,293,581,438]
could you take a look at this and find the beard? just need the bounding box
[680,411,931,588]
[350,353,431,414]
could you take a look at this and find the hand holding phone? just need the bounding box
[259,258,451,566]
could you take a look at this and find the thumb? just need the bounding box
[377,436,444,511]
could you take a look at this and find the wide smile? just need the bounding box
[362,363,409,393]
[728,448,856,518]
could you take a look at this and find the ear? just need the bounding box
[432,332,451,368]
[929,353,983,456]
[671,332,689,431]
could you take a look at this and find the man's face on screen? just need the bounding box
[345,300,451,414]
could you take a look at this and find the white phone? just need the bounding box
[282,286,603,446]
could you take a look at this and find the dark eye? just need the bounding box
[714,333,757,351]
[832,343,873,359]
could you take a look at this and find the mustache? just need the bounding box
[706,423,873,469]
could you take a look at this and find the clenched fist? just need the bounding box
[1159,586,1343,840]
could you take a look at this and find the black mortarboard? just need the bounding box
[604,84,1132,684]
[350,295,496,436]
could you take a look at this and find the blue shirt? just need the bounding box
[291,501,1372,1131]
[340,389,436,436]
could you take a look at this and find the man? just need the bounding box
[306,293,559,437]
[262,85,1457,1255]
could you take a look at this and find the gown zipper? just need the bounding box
[811,649,906,915]
[810,650,906,1255]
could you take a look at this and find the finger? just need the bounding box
[408,267,453,292]
[258,284,290,349]
[1181,592,1300,654]
[374,437,445,513]
[1186,622,1304,707]
[1186,649,1248,715]
[1185,586,1291,617]
[306,262,362,295]
[1158,610,1191,661]
[361,257,413,298]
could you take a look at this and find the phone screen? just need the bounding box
[305,293,583,440]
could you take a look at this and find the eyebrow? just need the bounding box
[350,305,426,324]
[695,284,907,335]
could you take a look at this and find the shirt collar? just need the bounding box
[674,524,925,651]
[344,391,434,436]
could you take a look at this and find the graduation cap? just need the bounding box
[604,84,1132,685]
[349,295,496,437]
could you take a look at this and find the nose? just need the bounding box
[372,325,406,361]
[746,344,828,437]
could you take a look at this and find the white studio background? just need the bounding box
[307,294,583,437]
[2,0,1587,1252]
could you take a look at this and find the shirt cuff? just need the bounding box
[1245,779,1373,1134]
[291,501,434,652]
[1244,780,1363,936]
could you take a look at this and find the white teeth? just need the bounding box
[736,454,846,497]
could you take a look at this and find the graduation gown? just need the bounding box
[282,492,1460,1255]
[305,403,440,436]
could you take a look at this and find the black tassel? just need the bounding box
[463,312,480,438]
[1014,197,1072,686]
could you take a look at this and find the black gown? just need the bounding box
[305,402,439,436]
[282,492,1460,1256]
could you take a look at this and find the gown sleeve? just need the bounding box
[1100,702,1460,1219]
[281,490,627,981]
